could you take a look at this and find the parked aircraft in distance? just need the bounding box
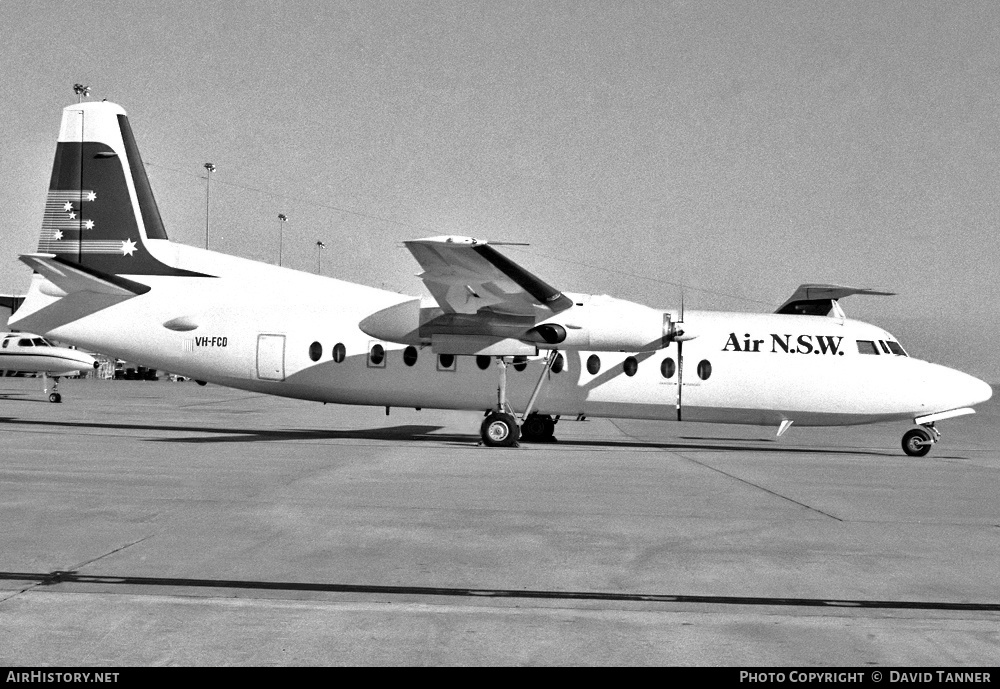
[0,332,98,402]
[8,100,992,454]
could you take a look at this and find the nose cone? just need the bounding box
[69,350,98,370]
[967,375,993,407]
[931,365,993,411]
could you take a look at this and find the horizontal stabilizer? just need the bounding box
[20,254,150,297]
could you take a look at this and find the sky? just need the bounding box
[1,1,998,379]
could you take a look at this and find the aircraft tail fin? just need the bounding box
[33,101,208,278]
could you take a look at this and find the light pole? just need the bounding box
[316,241,326,274]
[203,163,216,249]
[277,214,287,266]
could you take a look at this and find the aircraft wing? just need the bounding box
[404,236,574,316]
[776,284,895,316]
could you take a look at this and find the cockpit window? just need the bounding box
[879,340,891,354]
[17,338,33,347]
[31,338,48,347]
[886,341,907,356]
[856,340,879,355]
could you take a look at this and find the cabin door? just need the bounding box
[256,334,285,381]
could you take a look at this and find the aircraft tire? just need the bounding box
[521,413,556,443]
[902,428,932,457]
[48,393,61,404]
[481,412,520,447]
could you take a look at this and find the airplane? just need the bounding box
[7,99,992,455]
[0,296,98,402]
[0,332,98,402]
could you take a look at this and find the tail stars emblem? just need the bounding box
[121,238,137,256]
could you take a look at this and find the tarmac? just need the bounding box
[0,377,997,666]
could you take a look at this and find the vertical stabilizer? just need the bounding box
[37,101,207,278]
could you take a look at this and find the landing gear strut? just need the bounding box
[480,357,520,447]
[478,351,561,447]
[902,423,939,457]
[42,373,61,404]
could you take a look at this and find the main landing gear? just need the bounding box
[901,423,940,457]
[479,352,560,447]
[42,373,62,403]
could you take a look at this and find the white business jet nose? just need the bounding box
[74,352,98,368]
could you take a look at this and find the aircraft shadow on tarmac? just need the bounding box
[0,393,56,404]
[0,415,918,456]
[1,570,997,613]
[503,436,900,457]
[0,417,453,443]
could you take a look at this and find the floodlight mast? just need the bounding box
[203,163,216,249]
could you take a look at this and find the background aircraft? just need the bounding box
[0,332,98,402]
[8,100,992,452]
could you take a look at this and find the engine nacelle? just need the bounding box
[524,295,679,352]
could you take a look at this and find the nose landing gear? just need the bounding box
[902,423,939,457]
[42,373,62,404]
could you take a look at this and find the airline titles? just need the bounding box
[723,333,845,356]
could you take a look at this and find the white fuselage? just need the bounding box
[0,333,97,376]
[19,240,990,428]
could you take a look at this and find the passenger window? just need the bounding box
[368,343,386,367]
[308,341,322,362]
[332,342,346,363]
[551,353,564,374]
[697,359,712,380]
[586,354,601,375]
[623,356,638,377]
[403,346,418,367]
[856,340,879,355]
[438,353,456,371]
[1,339,8,349]
[660,358,676,379]
[476,355,491,370]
